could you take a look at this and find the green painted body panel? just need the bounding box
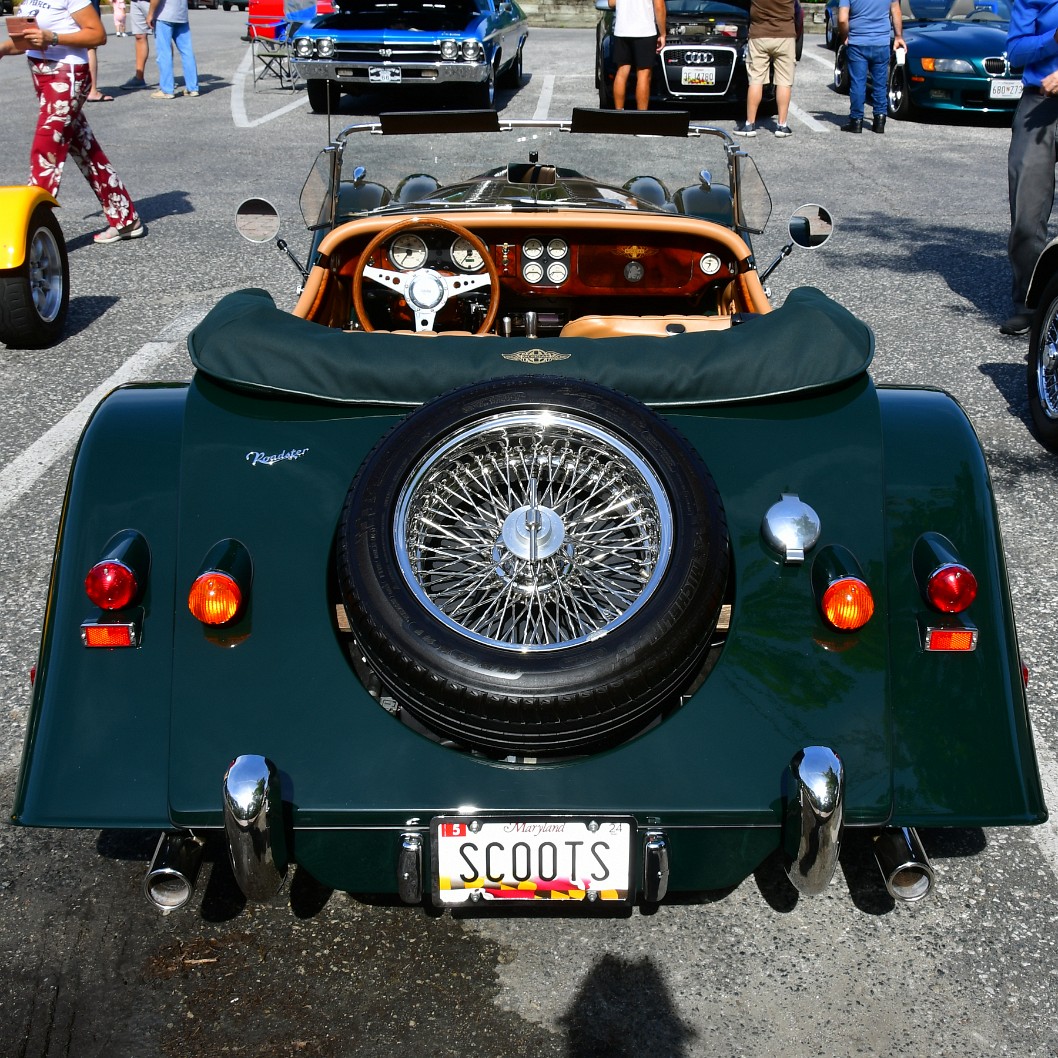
[12,370,1046,894]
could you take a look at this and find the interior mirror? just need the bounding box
[788,204,834,248]
[235,198,281,243]
[507,162,557,185]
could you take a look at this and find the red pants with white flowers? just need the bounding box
[27,58,140,230]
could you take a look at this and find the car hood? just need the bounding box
[906,20,1011,56]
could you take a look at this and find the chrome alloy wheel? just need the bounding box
[394,411,673,651]
[28,222,65,324]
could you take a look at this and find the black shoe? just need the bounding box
[842,119,863,133]
[872,115,886,134]
[1000,311,1032,337]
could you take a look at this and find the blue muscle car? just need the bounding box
[290,0,529,113]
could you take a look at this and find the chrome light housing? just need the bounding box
[293,37,314,57]
[441,39,459,60]
[462,39,483,60]
[316,36,336,58]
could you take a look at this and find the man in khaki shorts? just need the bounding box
[735,0,797,137]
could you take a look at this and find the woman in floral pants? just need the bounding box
[0,0,144,244]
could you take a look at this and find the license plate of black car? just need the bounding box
[431,817,634,905]
[681,67,716,86]
[369,66,401,83]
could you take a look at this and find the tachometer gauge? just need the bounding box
[546,261,569,284]
[523,238,544,260]
[546,237,568,259]
[523,261,545,284]
[451,236,485,272]
[390,233,429,270]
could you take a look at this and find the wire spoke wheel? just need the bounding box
[1028,276,1058,450]
[395,411,671,651]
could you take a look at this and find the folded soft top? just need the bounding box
[188,286,874,409]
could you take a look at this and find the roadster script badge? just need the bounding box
[502,349,571,364]
[246,448,309,467]
[614,246,659,260]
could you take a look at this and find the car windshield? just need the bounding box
[906,0,1012,20]
[329,0,481,30]
[299,114,771,235]
[664,0,750,15]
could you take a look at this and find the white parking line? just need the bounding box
[231,47,309,128]
[790,100,831,132]
[802,46,837,70]
[533,74,555,120]
[0,309,202,518]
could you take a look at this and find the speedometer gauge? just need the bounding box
[390,233,428,270]
[451,237,485,272]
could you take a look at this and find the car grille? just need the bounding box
[333,41,442,62]
[984,56,1021,76]
[660,45,738,97]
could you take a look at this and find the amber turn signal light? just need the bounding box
[813,545,875,632]
[187,539,252,627]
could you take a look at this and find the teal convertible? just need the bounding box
[12,110,1046,913]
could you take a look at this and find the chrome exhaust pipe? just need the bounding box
[873,826,935,902]
[144,832,205,912]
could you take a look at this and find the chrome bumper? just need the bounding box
[783,746,845,896]
[290,58,488,85]
[223,754,288,902]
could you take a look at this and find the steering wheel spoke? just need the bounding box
[362,265,412,295]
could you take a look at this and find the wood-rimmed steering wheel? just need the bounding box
[351,217,500,334]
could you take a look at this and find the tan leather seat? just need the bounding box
[559,314,735,339]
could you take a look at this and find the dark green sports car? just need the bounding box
[11,109,1046,914]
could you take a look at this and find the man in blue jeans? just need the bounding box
[1002,0,1058,336]
[836,0,904,133]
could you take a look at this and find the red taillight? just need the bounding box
[821,577,875,631]
[188,573,243,626]
[85,561,138,610]
[925,563,977,613]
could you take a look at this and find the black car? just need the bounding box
[596,0,802,108]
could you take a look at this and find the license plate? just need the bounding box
[681,66,715,86]
[432,817,634,905]
[369,66,401,83]
[990,79,1023,100]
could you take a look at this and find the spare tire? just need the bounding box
[337,377,729,756]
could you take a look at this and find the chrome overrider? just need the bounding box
[223,754,288,902]
[872,826,935,902]
[144,832,205,911]
[783,746,844,896]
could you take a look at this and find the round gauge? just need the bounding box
[451,236,485,272]
[523,238,544,260]
[523,261,545,284]
[546,261,569,284]
[546,237,568,259]
[390,233,429,270]
[699,253,722,275]
[623,261,645,283]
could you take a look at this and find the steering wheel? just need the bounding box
[352,217,500,334]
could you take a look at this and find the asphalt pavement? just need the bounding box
[1,17,1057,1058]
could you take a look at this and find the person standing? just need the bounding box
[121,0,151,89]
[736,0,797,138]
[147,0,198,98]
[607,0,667,110]
[0,0,144,243]
[836,0,904,133]
[113,0,128,35]
[1002,0,1058,336]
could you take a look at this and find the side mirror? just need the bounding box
[235,198,281,244]
[788,204,834,249]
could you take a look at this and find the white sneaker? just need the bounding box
[734,122,757,137]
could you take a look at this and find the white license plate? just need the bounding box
[432,817,634,905]
[990,79,1023,100]
[369,66,401,83]
[681,66,716,86]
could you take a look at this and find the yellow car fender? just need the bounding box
[0,187,61,271]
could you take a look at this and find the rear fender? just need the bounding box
[0,187,60,270]
[1027,236,1058,308]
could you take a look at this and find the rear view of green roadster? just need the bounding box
[12,109,1046,913]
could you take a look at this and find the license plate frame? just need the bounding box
[681,66,716,86]
[989,79,1023,100]
[431,815,635,906]
[369,66,402,83]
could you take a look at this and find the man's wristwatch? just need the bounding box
[51,31,58,45]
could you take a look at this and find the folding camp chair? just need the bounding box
[249,21,299,90]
